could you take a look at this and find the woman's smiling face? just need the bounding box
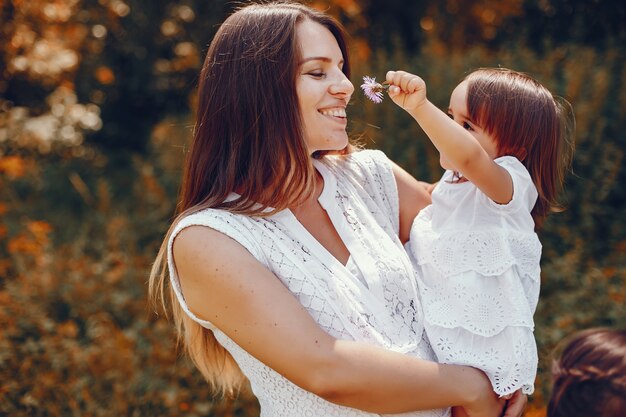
[296,19,354,154]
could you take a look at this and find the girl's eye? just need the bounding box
[463,121,473,131]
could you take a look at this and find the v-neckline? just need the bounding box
[279,159,351,268]
[227,159,382,297]
[276,159,386,301]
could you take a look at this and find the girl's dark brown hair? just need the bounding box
[464,68,575,228]
[548,328,626,417]
[149,1,352,395]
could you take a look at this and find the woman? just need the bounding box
[149,2,526,416]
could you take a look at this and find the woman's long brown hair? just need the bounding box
[149,2,351,395]
[464,68,575,229]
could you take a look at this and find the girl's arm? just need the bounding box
[392,161,432,243]
[172,225,506,416]
[386,71,513,204]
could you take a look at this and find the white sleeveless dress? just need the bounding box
[407,156,541,396]
[167,150,449,417]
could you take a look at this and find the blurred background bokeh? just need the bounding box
[0,0,624,416]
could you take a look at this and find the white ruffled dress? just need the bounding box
[406,156,540,396]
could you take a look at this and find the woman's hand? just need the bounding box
[462,387,506,417]
[386,70,428,113]
[419,181,437,195]
[461,388,527,417]
[502,391,527,417]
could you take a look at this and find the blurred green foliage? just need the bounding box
[1,0,624,416]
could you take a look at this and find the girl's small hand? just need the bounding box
[386,70,428,113]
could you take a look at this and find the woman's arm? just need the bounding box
[392,162,432,244]
[386,71,513,204]
[173,225,504,415]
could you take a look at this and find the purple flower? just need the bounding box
[360,76,386,103]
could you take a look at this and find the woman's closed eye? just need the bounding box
[307,71,326,79]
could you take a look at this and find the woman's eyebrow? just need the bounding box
[299,57,344,66]
[301,56,330,63]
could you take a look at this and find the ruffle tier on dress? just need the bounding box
[409,205,540,396]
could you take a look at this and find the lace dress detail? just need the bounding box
[168,150,449,417]
[407,156,540,397]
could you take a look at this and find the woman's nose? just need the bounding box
[329,73,354,97]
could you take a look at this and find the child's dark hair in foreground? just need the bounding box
[548,327,626,417]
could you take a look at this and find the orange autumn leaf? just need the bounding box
[602,266,616,277]
[0,290,11,306]
[7,235,39,254]
[332,0,361,16]
[57,321,79,338]
[27,220,53,237]
[608,288,624,303]
[353,38,371,61]
[556,315,574,329]
[0,259,10,276]
[95,66,115,84]
[6,221,51,254]
[0,156,27,177]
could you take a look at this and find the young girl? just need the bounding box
[548,327,626,417]
[384,68,575,404]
